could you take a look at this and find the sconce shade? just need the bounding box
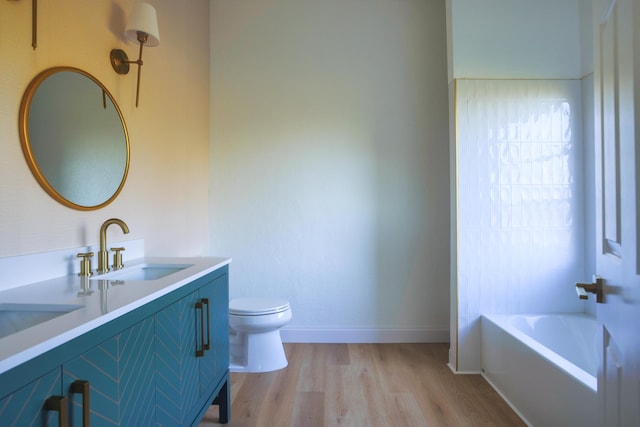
[125,2,160,47]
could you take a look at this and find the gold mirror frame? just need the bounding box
[19,67,130,211]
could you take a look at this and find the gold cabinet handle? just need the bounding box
[195,301,205,357]
[202,298,211,351]
[45,395,67,426]
[70,380,91,426]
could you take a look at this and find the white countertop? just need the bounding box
[0,256,231,375]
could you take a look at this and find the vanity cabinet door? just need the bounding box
[198,274,229,396]
[0,369,63,426]
[63,316,156,427]
[155,273,230,427]
[155,290,200,427]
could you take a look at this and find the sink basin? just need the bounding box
[0,303,83,339]
[91,263,193,281]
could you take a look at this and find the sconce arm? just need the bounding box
[109,37,147,107]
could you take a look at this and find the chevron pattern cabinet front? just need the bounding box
[62,316,156,427]
[200,275,229,396]
[0,369,62,427]
[155,290,200,427]
[155,274,230,426]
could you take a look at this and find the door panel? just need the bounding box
[600,0,621,254]
[603,328,622,425]
[593,0,640,426]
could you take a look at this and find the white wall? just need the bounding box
[580,0,595,78]
[0,0,211,259]
[210,0,450,341]
[450,0,582,79]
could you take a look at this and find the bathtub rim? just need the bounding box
[482,313,598,392]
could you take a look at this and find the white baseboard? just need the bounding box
[451,369,482,375]
[280,328,449,343]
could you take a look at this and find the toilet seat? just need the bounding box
[229,298,290,316]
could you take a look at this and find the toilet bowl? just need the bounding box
[229,298,292,373]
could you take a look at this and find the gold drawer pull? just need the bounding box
[202,298,210,351]
[196,301,205,357]
[71,380,91,427]
[71,380,91,426]
[44,395,68,426]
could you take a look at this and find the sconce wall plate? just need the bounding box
[110,49,131,75]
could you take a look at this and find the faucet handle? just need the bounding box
[77,252,94,277]
[111,247,125,270]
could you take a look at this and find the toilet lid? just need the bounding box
[229,298,290,316]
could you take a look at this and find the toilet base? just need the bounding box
[229,329,288,373]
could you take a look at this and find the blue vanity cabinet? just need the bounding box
[0,369,63,426]
[0,264,230,427]
[155,270,230,426]
[62,316,156,427]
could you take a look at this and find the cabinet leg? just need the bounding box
[212,379,230,424]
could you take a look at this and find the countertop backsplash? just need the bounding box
[0,239,145,292]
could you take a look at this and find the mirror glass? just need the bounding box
[19,67,129,210]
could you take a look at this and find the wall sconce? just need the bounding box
[109,2,160,107]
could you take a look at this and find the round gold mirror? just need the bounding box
[19,67,130,210]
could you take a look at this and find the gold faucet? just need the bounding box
[98,218,129,274]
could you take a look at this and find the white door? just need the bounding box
[593,0,640,426]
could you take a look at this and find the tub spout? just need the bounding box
[575,276,604,303]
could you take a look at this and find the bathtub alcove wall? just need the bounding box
[455,78,592,372]
[447,0,596,373]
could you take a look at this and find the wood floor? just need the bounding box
[200,343,525,427]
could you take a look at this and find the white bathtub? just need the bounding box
[481,313,598,427]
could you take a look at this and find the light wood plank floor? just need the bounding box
[200,343,525,427]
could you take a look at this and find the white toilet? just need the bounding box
[228,298,292,373]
